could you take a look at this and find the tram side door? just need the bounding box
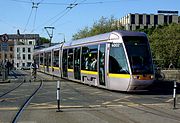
[74,48,81,80]
[62,49,68,77]
[99,44,106,86]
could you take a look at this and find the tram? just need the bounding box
[34,30,155,91]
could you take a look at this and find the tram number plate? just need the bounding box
[111,43,120,47]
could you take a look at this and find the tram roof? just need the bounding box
[64,30,146,47]
[34,43,62,54]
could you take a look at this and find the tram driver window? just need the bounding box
[109,43,129,74]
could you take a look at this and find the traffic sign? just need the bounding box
[1,34,9,42]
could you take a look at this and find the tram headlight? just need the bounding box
[150,75,154,79]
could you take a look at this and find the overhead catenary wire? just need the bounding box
[50,0,87,26]
[32,5,38,32]
[11,0,116,33]
[9,0,122,6]
[23,7,33,32]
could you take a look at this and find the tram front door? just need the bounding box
[99,44,106,86]
[74,48,81,80]
[62,49,68,77]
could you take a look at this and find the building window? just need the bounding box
[164,15,168,24]
[144,26,148,29]
[28,48,31,52]
[10,54,13,59]
[22,63,25,67]
[154,15,158,25]
[17,54,20,60]
[29,41,32,45]
[146,15,150,24]
[10,47,13,51]
[22,48,25,52]
[131,14,135,24]
[136,26,140,30]
[28,54,31,60]
[17,48,20,52]
[139,15,143,24]
[23,54,26,60]
[5,53,7,59]
[169,15,172,23]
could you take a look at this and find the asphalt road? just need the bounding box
[0,70,180,123]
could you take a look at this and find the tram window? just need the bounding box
[45,52,51,66]
[109,43,129,74]
[53,50,59,67]
[68,49,73,69]
[40,53,43,65]
[35,55,39,65]
[123,36,153,74]
[81,45,98,71]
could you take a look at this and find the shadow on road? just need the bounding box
[137,80,180,95]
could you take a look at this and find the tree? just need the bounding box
[38,37,50,45]
[72,16,124,40]
[148,23,180,68]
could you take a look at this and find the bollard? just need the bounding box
[173,81,177,109]
[56,80,62,112]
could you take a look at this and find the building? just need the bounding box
[0,36,14,63]
[0,32,39,69]
[13,34,39,69]
[119,11,179,31]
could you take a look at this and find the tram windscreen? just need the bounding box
[123,36,153,74]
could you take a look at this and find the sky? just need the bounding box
[0,0,179,43]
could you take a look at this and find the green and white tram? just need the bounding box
[34,30,154,91]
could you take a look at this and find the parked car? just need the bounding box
[21,65,31,70]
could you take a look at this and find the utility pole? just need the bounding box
[44,27,55,46]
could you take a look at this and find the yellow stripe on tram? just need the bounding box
[68,69,74,72]
[108,73,130,79]
[53,66,60,70]
[81,70,98,75]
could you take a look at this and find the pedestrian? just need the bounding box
[31,61,38,79]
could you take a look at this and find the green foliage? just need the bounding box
[39,37,50,45]
[148,23,180,68]
[72,16,124,40]
[72,16,180,69]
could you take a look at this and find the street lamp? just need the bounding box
[58,33,65,43]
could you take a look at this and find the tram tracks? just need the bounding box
[0,78,43,123]
[12,80,43,123]
[64,82,180,122]
[63,82,141,123]
[123,98,180,122]
[104,90,180,122]
[0,80,25,99]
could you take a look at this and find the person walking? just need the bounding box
[31,61,38,79]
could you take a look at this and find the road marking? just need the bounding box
[166,98,173,103]
[102,101,111,105]
[142,103,167,106]
[0,107,18,110]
